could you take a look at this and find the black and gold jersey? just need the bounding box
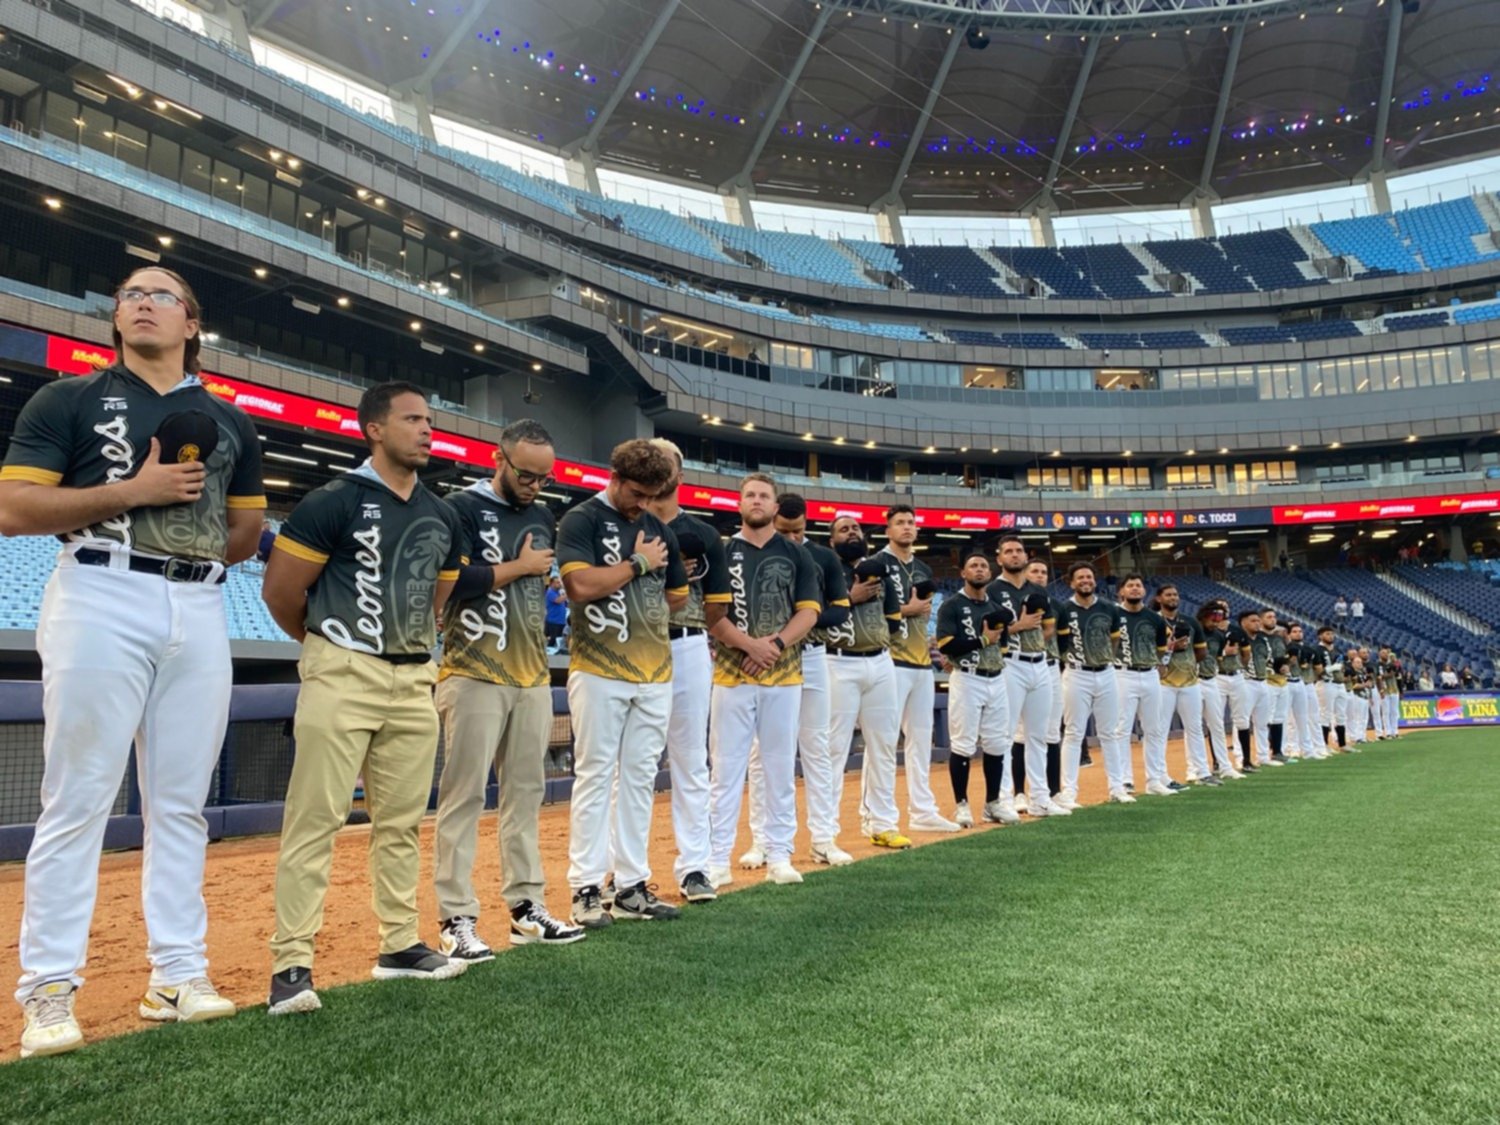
[881,548,935,666]
[824,556,901,655]
[803,540,850,647]
[556,494,689,684]
[711,534,821,687]
[1043,596,1064,661]
[1247,633,1272,680]
[276,464,462,657]
[1200,628,1225,679]
[1266,631,1291,686]
[438,482,554,689]
[1160,614,1206,688]
[666,510,731,630]
[935,591,1005,675]
[1303,644,1328,682]
[985,576,1053,656]
[0,364,265,560]
[1119,606,1169,670]
[1380,660,1401,694]
[1220,625,1247,675]
[1057,598,1125,670]
[1322,646,1345,685]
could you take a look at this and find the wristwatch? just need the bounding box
[771,636,786,653]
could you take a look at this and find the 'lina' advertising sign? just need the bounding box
[1399,693,1500,728]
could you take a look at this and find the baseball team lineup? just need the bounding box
[0,267,1406,1061]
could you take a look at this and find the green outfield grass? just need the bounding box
[7,731,1500,1124]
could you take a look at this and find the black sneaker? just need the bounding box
[1080,751,1094,767]
[510,900,586,945]
[267,967,321,1016]
[679,871,717,903]
[372,943,467,981]
[571,885,612,930]
[1166,780,1187,792]
[1242,762,1259,773]
[612,881,681,921]
[1198,774,1224,787]
[1271,752,1289,764]
[1123,781,1135,792]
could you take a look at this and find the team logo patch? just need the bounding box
[177,443,200,463]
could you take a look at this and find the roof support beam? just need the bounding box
[394,0,495,96]
[723,3,835,190]
[1195,19,1244,195]
[248,0,290,33]
[1043,34,1101,193]
[878,27,964,207]
[567,0,681,158]
[1367,0,1404,175]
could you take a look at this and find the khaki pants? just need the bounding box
[270,634,439,973]
[432,676,551,918]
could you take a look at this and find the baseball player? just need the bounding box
[1280,622,1315,760]
[431,419,585,963]
[1153,584,1218,786]
[1195,602,1244,779]
[1055,562,1130,805]
[1366,646,1387,740]
[643,439,731,903]
[1300,635,1329,759]
[823,516,908,854]
[1346,650,1371,746]
[1219,613,1256,772]
[880,506,959,832]
[2,267,263,1057]
[1114,575,1178,796]
[740,495,850,870]
[1260,610,1293,764]
[1023,559,1067,796]
[986,536,1067,817]
[556,441,688,926]
[1378,648,1402,739]
[935,551,1017,826]
[262,381,467,1017]
[1241,611,1277,767]
[705,474,820,887]
[1316,626,1349,752]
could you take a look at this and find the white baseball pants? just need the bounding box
[1199,678,1235,773]
[19,562,231,1000]
[1115,668,1167,789]
[709,683,800,868]
[893,662,941,820]
[1061,667,1122,802]
[664,632,713,881]
[748,644,828,849]
[1247,679,1272,763]
[825,653,900,839]
[566,672,671,891]
[1005,655,1053,801]
[1157,682,1209,781]
[1385,691,1401,735]
[946,670,1010,761]
[1369,684,1386,737]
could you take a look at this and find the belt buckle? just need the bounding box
[163,557,203,583]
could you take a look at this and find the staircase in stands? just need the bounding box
[1375,570,1492,636]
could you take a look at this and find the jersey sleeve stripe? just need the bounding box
[704,593,733,604]
[559,561,590,576]
[273,535,329,565]
[226,494,268,510]
[438,568,460,582]
[831,598,850,607]
[0,466,63,486]
[795,600,821,611]
[667,586,690,596]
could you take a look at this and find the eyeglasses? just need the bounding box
[117,288,187,309]
[505,464,554,488]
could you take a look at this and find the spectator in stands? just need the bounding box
[1334,595,1349,620]
[1418,666,1435,691]
[1224,554,1236,574]
[1278,550,1289,571]
[1461,666,1478,690]
[256,518,277,564]
[1350,597,1364,620]
[1438,663,1459,688]
[544,575,568,654]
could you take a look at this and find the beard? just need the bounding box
[743,509,773,530]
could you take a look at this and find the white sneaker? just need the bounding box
[1013,792,1030,815]
[140,977,236,1023]
[1219,768,1246,780]
[707,865,735,889]
[981,800,1021,826]
[953,800,975,828]
[1144,780,1178,796]
[1264,757,1285,767]
[909,812,962,833]
[1029,799,1072,817]
[438,915,495,963]
[738,844,767,869]
[1108,789,1136,804]
[20,982,83,1059]
[765,861,803,885]
[810,840,854,866]
[1053,793,1080,811]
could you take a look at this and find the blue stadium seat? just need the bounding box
[1309,215,1422,274]
[1217,230,1327,292]
[891,246,1009,298]
[1393,198,1500,271]
[1056,245,1153,300]
[1144,238,1256,294]
[992,247,1101,300]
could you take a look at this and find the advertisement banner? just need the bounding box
[1275,494,1500,523]
[1398,692,1500,728]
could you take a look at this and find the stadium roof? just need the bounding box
[241,0,1500,214]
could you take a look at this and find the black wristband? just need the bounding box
[771,636,786,652]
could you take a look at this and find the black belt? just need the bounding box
[668,626,705,640]
[1199,676,1217,683]
[1013,652,1046,664]
[74,547,224,584]
[1078,664,1111,673]
[1124,666,1157,673]
[830,648,883,658]
[374,651,432,666]
[1246,675,1264,682]
[1046,658,1059,668]
[959,667,1003,679]
[893,659,929,671]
